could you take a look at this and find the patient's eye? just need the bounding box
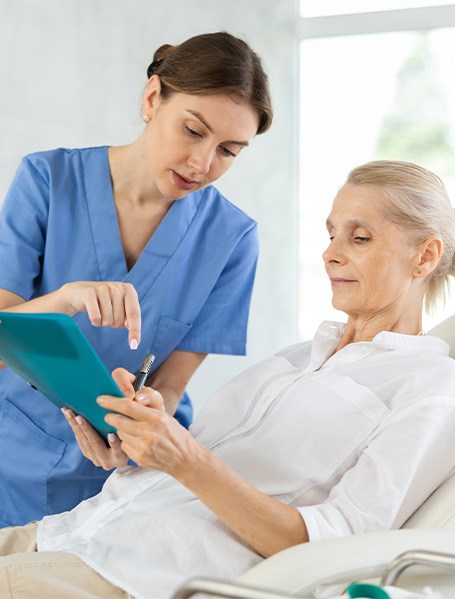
[354,236,370,243]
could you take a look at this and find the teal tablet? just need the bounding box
[0,312,123,440]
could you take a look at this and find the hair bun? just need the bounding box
[146,60,163,79]
[146,44,174,79]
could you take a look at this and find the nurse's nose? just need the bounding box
[187,145,212,176]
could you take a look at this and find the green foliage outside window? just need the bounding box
[375,32,455,176]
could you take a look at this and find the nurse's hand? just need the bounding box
[60,281,141,350]
[62,406,129,469]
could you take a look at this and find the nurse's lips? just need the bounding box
[171,170,200,191]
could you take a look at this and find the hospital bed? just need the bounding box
[172,315,455,598]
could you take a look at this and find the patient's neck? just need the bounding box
[335,310,423,352]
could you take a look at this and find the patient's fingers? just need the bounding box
[111,367,136,399]
[99,389,164,416]
[135,387,165,409]
[111,410,194,475]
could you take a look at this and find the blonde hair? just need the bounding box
[346,160,455,312]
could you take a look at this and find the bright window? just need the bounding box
[299,25,455,339]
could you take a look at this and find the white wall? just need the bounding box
[0,0,299,413]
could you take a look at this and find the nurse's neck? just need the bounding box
[108,145,174,209]
[108,145,175,270]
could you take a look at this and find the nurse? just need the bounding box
[0,31,273,527]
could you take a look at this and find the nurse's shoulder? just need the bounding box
[18,146,108,183]
[190,184,258,252]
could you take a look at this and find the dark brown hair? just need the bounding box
[146,32,273,135]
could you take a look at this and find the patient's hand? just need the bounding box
[97,386,194,476]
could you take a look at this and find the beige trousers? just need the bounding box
[0,522,131,599]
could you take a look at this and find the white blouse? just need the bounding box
[37,321,455,599]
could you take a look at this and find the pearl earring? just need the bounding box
[143,114,150,123]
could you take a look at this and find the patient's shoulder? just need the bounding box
[274,341,313,368]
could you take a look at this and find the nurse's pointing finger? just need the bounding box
[124,284,141,350]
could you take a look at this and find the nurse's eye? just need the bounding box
[184,125,202,138]
[219,145,237,158]
[329,236,334,242]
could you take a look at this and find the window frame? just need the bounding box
[298,5,455,39]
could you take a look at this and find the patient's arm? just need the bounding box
[98,379,309,559]
[173,440,310,558]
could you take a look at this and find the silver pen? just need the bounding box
[133,353,155,391]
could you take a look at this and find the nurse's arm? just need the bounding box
[145,350,207,415]
[0,289,25,368]
[0,289,26,311]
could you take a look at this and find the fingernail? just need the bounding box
[136,392,147,402]
[75,415,83,425]
[130,338,138,350]
[107,433,116,444]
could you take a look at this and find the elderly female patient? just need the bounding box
[1,160,455,598]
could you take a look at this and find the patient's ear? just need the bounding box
[414,236,443,278]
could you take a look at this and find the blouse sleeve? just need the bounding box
[176,224,259,356]
[0,156,49,300]
[298,395,455,541]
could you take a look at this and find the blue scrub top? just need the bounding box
[0,147,258,526]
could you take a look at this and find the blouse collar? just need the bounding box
[306,320,450,373]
